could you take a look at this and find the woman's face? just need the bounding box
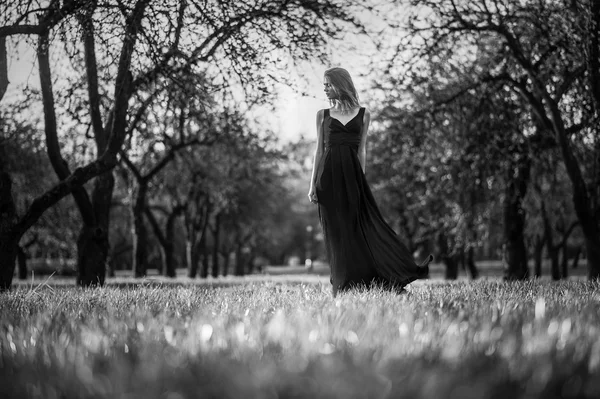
[324,77,337,100]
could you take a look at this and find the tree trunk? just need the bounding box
[234,244,244,276]
[0,166,22,288]
[107,256,115,278]
[503,155,530,280]
[185,211,197,278]
[561,243,569,279]
[0,43,15,290]
[186,200,210,277]
[222,251,230,277]
[437,232,458,279]
[246,254,256,275]
[76,171,114,287]
[0,235,18,290]
[163,209,179,278]
[540,201,561,280]
[457,244,466,272]
[186,236,197,278]
[465,246,479,279]
[188,234,205,278]
[200,238,209,278]
[548,245,561,281]
[76,224,108,286]
[132,183,148,278]
[192,239,202,275]
[17,246,27,280]
[211,213,221,278]
[533,234,544,278]
[444,256,458,279]
[572,247,581,270]
[584,236,600,279]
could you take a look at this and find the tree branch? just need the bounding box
[76,0,107,152]
[14,155,117,236]
[0,0,85,38]
[105,0,150,157]
[0,37,7,101]
[118,151,143,181]
[144,207,167,248]
[37,29,95,226]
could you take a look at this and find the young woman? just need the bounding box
[308,67,432,296]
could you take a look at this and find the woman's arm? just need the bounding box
[358,108,371,174]
[308,109,325,198]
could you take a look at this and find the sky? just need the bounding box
[4,6,382,146]
[5,45,329,143]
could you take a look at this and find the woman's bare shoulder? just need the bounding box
[316,108,330,122]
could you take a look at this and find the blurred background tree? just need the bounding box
[366,0,599,280]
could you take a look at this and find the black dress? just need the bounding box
[315,107,431,295]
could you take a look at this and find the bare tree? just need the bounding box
[0,0,146,289]
[396,0,600,278]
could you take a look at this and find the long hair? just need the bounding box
[324,67,360,111]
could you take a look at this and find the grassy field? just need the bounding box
[2,278,600,399]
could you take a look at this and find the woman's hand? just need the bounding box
[307,187,318,204]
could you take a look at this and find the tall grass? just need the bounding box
[2,279,600,398]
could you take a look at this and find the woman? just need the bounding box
[307,67,432,296]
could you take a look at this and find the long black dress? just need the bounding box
[315,107,431,295]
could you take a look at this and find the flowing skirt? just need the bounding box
[316,144,430,295]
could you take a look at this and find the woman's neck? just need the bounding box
[333,101,358,114]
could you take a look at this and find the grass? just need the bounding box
[2,278,600,399]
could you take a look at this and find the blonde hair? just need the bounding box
[324,67,360,111]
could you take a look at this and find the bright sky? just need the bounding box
[4,5,383,146]
[6,51,374,149]
[272,60,373,144]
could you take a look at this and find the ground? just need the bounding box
[1,274,599,399]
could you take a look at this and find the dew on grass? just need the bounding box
[233,322,245,342]
[547,319,559,335]
[345,330,359,346]
[198,324,213,342]
[535,297,546,320]
[3,280,600,398]
[398,323,409,336]
[319,342,335,355]
[588,341,600,372]
[163,326,175,345]
[265,310,286,342]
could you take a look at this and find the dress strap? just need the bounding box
[321,109,329,150]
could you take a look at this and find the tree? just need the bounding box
[399,0,600,278]
[120,69,216,277]
[0,0,145,289]
[0,116,78,277]
[1,0,364,289]
[528,153,580,280]
[370,51,537,279]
